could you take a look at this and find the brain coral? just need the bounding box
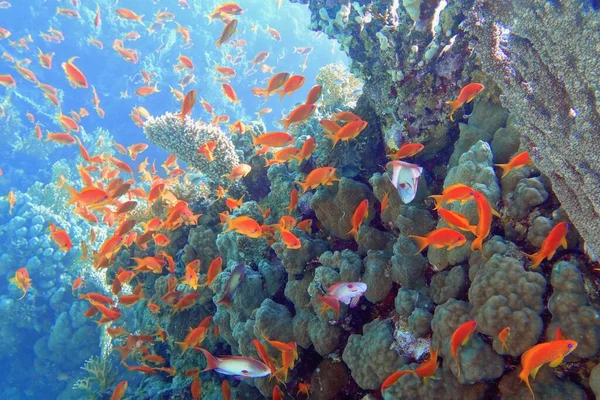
[143,112,239,184]
[468,253,547,356]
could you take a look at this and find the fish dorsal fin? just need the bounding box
[549,355,564,368]
[530,364,542,379]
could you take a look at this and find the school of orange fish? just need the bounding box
[1,1,577,399]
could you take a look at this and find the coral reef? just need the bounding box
[467,0,600,258]
[143,112,240,185]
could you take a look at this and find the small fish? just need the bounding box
[179,89,197,122]
[429,184,477,209]
[415,347,439,382]
[348,199,368,240]
[286,189,298,214]
[437,207,477,235]
[277,74,305,100]
[446,83,484,122]
[252,132,294,148]
[381,370,416,392]
[387,143,424,160]
[280,230,301,249]
[116,8,144,24]
[177,323,208,354]
[451,320,478,376]
[9,267,31,300]
[495,151,533,178]
[6,190,16,214]
[305,85,322,105]
[381,191,389,213]
[221,83,240,105]
[279,104,316,131]
[216,19,238,47]
[327,119,368,147]
[202,257,223,289]
[409,228,466,254]
[527,221,569,269]
[471,191,496,251]
[198,141,217,162]
[49,223,73,251]
[216,263,246,307]
[199,348,271,378]
[519,340,577,399]
[295,166,338,193]
[332,111,361,123]
[135,84,160,97]
[498,327,510,352]
[224,163,251,181]
[61,57,87,88]
[387,160,423,204]
[222,380,231,400]
[223,216,261,238]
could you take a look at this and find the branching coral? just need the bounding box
[73,356,116,398]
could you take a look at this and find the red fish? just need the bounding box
[388,143,424,160]
[221,83,240,105]
[446,83,484,122]
[526,222,569,269]
[498,327,510,352]
[179,89,196,122]
[279,104,316,130]
[495,151,533,178]
[409,228,466,254]
[61,57,88,88]
[305,85,322,105]
[49,223,73,251]
[348,199,368,240]
[10,267,31,300]
[451,320,478,376]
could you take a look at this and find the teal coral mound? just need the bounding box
[342,319,409,390]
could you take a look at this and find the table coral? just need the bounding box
[342,319,409,390]
[143,112,240,185]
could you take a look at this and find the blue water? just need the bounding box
[0,1,347,398]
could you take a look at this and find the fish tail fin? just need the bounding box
[409,235,429,254]
[467,225,478,236]
[176,341,188,354]
[66,185,80,205]
[326,133,339,148]
[429,195,443,209]
[526,251,544,269]
[278,90,286,101]
[294,180,308,194]
[137,15,145,26]
[519,369,534,400]
[216,295,231,308]
[278,118,290,131]
[347,226,358,241]
[445,100,459,122]
[198,348,219,372]
[251,134,259,147]
[471,236,484,252]
[494,163,511,178]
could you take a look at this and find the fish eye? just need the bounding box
[473,322,477,327]
[241,370,249,375]
[568,343,573,348]
[348,284,353,288]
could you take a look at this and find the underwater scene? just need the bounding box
[1,0,599,399]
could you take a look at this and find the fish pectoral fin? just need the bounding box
[349,295,360,308]
[530,365,543,379]
[549,356,565,368]
[560,236,568,249]
[431,244,445,249]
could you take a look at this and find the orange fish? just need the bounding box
[66,186,110,207]
[222,380,231,400]
[56,7,80,18]
[380,191,389,213]
[198,141,217,162]
[297,219,313,234]
[224,163,251,181]
[277,74,305,100]
[388,143,424,160]
[127,143,148,161]
[305,85,322,105]
[495,151,533,178]
[446,83,485,122]
[348,199,368,240]
[37,48,54,69]
[266,26,281,41]
[207,2,243,23]
[49,223,73,251]
[519,340,577,399]
[429,184,477,209]
[225,195,244,210]
[71,277,84,294]
[415,347,439,382]
[279,104,316,131]
[471,191,496,251]
[175,22,191,43]
[221,83,240,105]
[179,89,196,122]
[216,19,238,47]
[263,72,290,101]
[280,230,301,249]
[223,215,262,238]
[437,207,477,235]
[214,64,236,77]
[327,119,368,147]
[252,132,294,148]
[272,386,283,400]
[116,8,144,24]
[319,119,341,135]
[526,221,569,269]
[332,111,361,123]
[264,147,300,166]
[6,190,16,214]
[295,166,338,193]
[202,257,223,289]
[0,74,16,87]
[10,267,31,300]
[498,327,510,352]
[94,4,101,28]
[286,189,298,214]
[61,57,88,88]
[296,137,316,162]
[313,295,340,319]
[136,84,159,97]
[380,370,416,392]
[409,228,466,254]
[451,320,478,376]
